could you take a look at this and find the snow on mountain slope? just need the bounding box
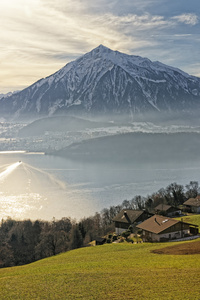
[0,45,200,120]
[0,91,19,100]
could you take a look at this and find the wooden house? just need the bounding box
[113,209,151,235]
[183,196,200,213]
[154,204,181,217]
[136,214,198,242]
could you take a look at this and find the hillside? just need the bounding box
[0,241,199,299]
[53,131,200,163]
[176,214,200,228]
[18,116,112,137]
[0,45,200,120]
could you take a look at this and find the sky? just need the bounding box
[0,0,200,93]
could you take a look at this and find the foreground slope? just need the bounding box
[1,45,200,120]
[0,241,199,299]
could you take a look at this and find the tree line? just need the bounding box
[0,180,199,268]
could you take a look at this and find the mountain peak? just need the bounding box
[1,46,200,120]
[87,44,113,58]
[93,44,112,52]
[84,45,151,68]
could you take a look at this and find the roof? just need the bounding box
[113,209,145,224]
[155,204,172,212]
[136,215,180,234]
[154,204,180,212]
[95,237,106,243]
[183,196,200,207]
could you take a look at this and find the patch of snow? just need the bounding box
[139,77,166,83]
[192,89,198,96]
[73,99,82,105]
[66,99,82,108]
[48,99,64,116]
[147,100,160,112]
[0,91,20,99]
[152,61,190,78]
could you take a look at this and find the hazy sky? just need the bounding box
[0,0,200,93]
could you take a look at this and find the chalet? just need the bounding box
[136,214,198,242]
[154,204,181,217]
[183,196,200,213]
[113,209,151,235]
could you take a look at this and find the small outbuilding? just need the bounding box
[183,196,200,213]
[136,214,198,242]
[113,209,151,235]
[95,237,106,246]
[154,204,181,217]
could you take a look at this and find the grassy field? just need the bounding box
[0,239,200,299]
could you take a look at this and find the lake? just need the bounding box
[0,151,199,221]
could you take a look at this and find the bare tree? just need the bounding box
[185,181,199,199]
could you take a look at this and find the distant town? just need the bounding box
[0,121,135,153]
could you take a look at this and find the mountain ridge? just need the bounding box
[1,45,200,120]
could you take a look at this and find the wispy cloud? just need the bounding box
[171,13,199,26]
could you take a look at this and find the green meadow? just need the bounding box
[0,239,199,299]
[176,214,200,228]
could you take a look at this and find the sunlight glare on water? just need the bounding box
[0,160,93,220]
[0,161,53,219]
[0,161,22,180]
[0,152,200,221]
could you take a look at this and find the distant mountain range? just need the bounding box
[1,45,200,120]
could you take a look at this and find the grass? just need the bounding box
[176,214,200,228]
[0,240,200,299]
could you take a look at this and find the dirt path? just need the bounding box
[151,240,200,255]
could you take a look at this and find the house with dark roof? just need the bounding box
[136,214,198,242]
[183,196,200,213]
[154,204,181,217]
[113,209,151,234]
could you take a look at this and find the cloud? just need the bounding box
[97,13,167,29]
[188,63,200,77]
[0,0,199,92]
[171,13,199,26]
[2,1,165,64]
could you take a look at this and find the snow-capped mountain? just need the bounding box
[0,91,19,100]
[1,45,200,120]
